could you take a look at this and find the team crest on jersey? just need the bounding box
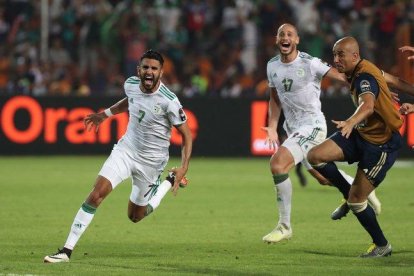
[360,80,371,92]
[296,68,305,77]
[153,103,162,115]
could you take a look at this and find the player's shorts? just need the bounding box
[282,126,327,169]
[98,146,164,206]
[330,130,402,186]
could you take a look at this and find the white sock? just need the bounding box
[339,169,354,186]
[275,178,292,228]
[148,180,172,210]
[64,204,95,250]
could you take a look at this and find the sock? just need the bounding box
[64,202,96,251]
[273,174,292,228]
[314,162,350,199]
[147,180,171,213]
[348,201,388,246]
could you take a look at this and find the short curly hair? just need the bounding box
[140,49,164,66]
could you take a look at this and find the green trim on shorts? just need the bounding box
[273,173,289,184]
[81,202,97,214]
[298,127,322,146]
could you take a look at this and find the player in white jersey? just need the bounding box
[261,24,382,243]
[44,50,192,263]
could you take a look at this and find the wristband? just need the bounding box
[104,108,113,117]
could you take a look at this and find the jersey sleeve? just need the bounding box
[124,76,140,97]
[310,58,331,79]
[354,73,379,98]
[167,97,187,126]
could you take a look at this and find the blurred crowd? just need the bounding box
[0,0,413,98]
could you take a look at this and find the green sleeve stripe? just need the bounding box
[126,76,140,84]
[160,85,176,99]
[126,80,140,84]
[159,87,175,100]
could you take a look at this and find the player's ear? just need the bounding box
[160,69,164,79]
[136,66,141,77]
[352,52,359,62]
[296,35,300,45]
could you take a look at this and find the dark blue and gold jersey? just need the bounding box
[348,59,402,144]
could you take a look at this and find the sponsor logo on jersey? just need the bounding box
[296,68,305,77]
[179,108,187,121]
[360,80,371,92]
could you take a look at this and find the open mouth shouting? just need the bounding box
[279,41,292,53]
[143,75,155,88]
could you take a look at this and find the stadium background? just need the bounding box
[2,1,414,274]
[0,0,413,155]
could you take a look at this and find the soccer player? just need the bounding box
[44,50,193,263]
[261,23,382,244]
[307,37,402,257]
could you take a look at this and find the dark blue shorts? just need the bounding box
[330,131,402,186]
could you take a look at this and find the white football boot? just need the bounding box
[44,249,70,263]
[262,223,292,243]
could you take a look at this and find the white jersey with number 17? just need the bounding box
[267,51,330,134]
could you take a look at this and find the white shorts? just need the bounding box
[282,126,327,170]
[98,146,164,206]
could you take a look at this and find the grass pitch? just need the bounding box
[1,156,414,275]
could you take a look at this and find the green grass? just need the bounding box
[1,156,414,275]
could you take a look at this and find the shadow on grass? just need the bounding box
[300,249,414,267]
[78,261,275,276]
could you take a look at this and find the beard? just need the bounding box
[140,74,161,93]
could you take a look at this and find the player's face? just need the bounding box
[332,44,356,74]
[138,58,163,93]
[276,26,299,56]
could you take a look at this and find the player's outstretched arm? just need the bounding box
[324,67,348,85]
[383,72,414,97]
[335,93,375,139]
[399,45,414,60]
[261,88,281,150]
[170,122,192,195]
[84,97,129,132]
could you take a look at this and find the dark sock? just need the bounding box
[295,163,307,187]
[62,247,72,258]
[353,205,388,246]
[314,162,350,198]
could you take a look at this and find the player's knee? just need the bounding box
[348,192,367,204]
[86,190,105,207]
[270,162,287,175]
[347,200,368,214]
[306,148,320,166]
